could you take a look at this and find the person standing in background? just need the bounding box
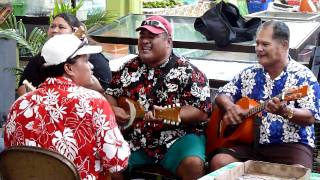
[17,13,112,95]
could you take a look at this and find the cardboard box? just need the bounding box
[199,161,311,180]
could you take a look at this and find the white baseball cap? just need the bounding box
[41,34,102,66]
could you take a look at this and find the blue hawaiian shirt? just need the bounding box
[218,59,320,148]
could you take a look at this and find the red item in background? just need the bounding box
[300,0,317,12]
[287,0,301,5]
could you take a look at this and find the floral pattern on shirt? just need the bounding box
[218,59,320,148]
[4,77,130,180]
[105,53,211,161]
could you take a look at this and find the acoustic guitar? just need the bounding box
[117,97,181,129]
[206,85,308,155]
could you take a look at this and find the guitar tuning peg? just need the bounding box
[168,105,172,108]
[147,122,151,126]
[164,105,168,108]
[176,103,181,107]
[164,119,168,124]
[171,121,175,125]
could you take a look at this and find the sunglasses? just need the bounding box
[140,20,168,34]
[67,39,87,60]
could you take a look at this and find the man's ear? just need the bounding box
[282,40,289,49]
[64,63,74,77]
[167,36,173,48]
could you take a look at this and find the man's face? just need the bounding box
[255,26,286,69]
[138,29,171,67]
[66,55,94,88]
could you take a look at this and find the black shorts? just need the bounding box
[210,143,314,169]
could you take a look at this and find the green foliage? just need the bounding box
[0,13,47,56]
[49,0,116,32]
[49,0,84,23]
[143,0,183,8]
[86,10,116,33]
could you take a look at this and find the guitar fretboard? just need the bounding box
[245,93,283,118]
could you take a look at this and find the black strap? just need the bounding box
[150,53,178,98]
[253,115,261,150]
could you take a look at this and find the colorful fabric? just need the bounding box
[218,58,320,148]
[4,77,130,180]
[105,53,211,161]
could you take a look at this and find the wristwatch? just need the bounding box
[285,107,294,119]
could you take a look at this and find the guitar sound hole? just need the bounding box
[223,125,239,137]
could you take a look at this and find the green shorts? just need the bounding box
[129,134,206,174]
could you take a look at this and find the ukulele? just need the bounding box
[117,97,181,129]
[0,5,13,24]
[206,85,308,155]
[23,80,36,91]
[73,24,86,40]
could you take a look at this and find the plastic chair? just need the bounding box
[0,146,81,180]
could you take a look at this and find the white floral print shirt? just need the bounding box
[4,77,130,180]
[218,59,320,148]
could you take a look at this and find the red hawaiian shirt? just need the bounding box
[106,53,212,161]
[4,77,130,180]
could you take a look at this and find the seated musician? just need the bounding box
[4,34,130,179]
[104,15,212,179]
[208,20,320,171]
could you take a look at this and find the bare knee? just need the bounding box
[177,156,205,180]
[210,153,239,171]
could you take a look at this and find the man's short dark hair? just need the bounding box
[40,56,79,79]
[258,20,290,43]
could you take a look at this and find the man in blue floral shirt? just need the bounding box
[105,15,212,179]
[209,20,320,171]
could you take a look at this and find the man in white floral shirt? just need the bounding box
[105,15,212,179]
[4,34,130,180]
[208,20,320,171]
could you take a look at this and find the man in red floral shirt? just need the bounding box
[105,15,212,179]
[4,34,130,180]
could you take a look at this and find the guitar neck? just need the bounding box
[245,93,283,118]
[118,97,181,124]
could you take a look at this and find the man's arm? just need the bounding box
[105,95,130,126]
[215,94,247,125]
[266,97,315,126]
[180,105,208,124]
[96,100,130,173]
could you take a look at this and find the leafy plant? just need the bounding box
[49,0,116,32]
[0,13,47,56]
[49,0,84,23]
[85,10,116,33]
[143,0,183,8]
[0,11,47,86]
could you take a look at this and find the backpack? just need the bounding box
[194,1,262,47]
